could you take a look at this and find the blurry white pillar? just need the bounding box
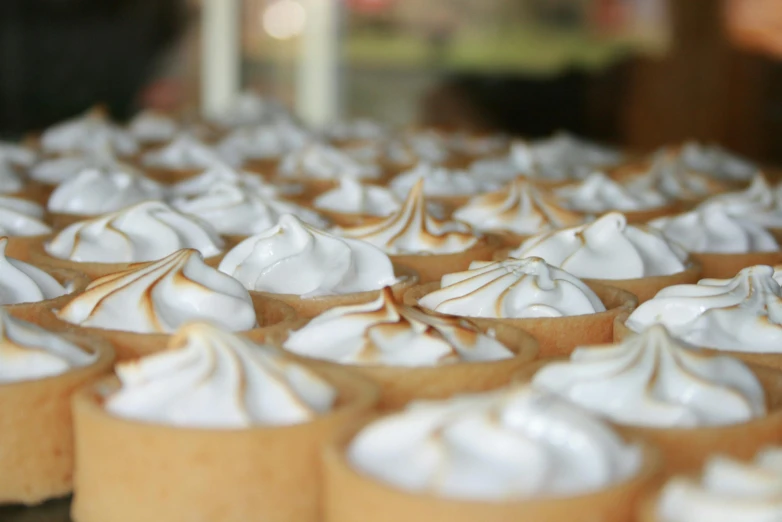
[201,0,241,118]
[296,0,340,127]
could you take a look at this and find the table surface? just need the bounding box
[0,498,72,522]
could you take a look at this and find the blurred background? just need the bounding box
[1,0,781,162]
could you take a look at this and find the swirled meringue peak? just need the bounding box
[40,107,138,156]
[0,237,67,305]
[556,171,671,213]
[284,287,513,366]
[656,448,782,522]
[313,178,401,216]
[532,325,766,428]
[45,201,224,263]
[335,179,479,255]
[704,175,782,229]
[650,203,778,254]
[219,214,397,297]
[171,181,328,235]
[348,384,642,500]
[625,152,733,201]
[57,249,256,334]
[625,265,782,353]
[516,133,623,182]
[511,212,688,279]
[0,309,97,383]
[142,133,227,170]
[678,141,758,181]
[217,120,310,164]
[0,160,25,195]
[128,110,178,144]
[418,257,605,319]
[0,141,36,168]
[0,196,51,237]
[167,163,277,198]
[104,322,337,428]
[453,178,584,235]
[47,162,164,216]
[278,142,381,180]
[390,163,500,198]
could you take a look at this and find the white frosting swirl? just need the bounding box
[45,201,224,263]
[47,164,164,216]
[313,178,401,216]
[678,141,757,181]
[335,179,479,255]
[171,181,328,235]
[105,322,337,428]
[0,196,51,236]
[390,163,500,198]
[626,265,782,353]
[217,120,310,163]
[0,237,67,304]
[418,258,606,319]
[0,309,97,383]
[57,249,256,334]
[657,449,782,522]
[651,203,778,254]
[453,178,584,235]
[128,110,178,143]
[219,214,398,297]
[29,154,97,186]
[284,287,513,366]
[278,142,381,180]
[511,212,688,279]
[555,171,670,213]
[142,134,226,170]
[0,141,37,168]
[348,385,642,500]
[533,325,766,428]
[40,108,138,156]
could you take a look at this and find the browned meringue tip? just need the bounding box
[690,250,782,279]
[322,420,662,522]
[70,367,379,522]
[514,356,782,476]
[405,280,637,359]
[249,263,419,320]
[391,234,501,284]
[613,313,782,372]
[0,332,113,505]
[26,292,296,363]
[263,319,538,411]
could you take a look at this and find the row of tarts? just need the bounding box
[1,100,782,522]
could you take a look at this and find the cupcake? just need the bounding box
[554,171,679,222]
[38,106,138,158]
[452,178,585,247]
[639,448,782,522]
[507,212,700,302]
[619,265,782,369]
[127,109,178,147]
[216,119,310,175]
[71,322,379,522]
[389,162,501,216]
[219,214,416,318]
[141,133,227,184]
[0,310,113,505]
[30,200,225,279]
[276,142,383,195]
[650,202,782,278]
[46,159,165,229]
[334,179,498,283]
[0,196,52,260]
[170,180,328,241]
[324,384,659,522]
[312,178,401,226]
[37,249,292,361]
[521,325,782,473]
[407,257,637,357]
[276,287,537,409]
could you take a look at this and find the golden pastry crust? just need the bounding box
[0,333,114,505]
[71,366,380,522]
[405,280,637,358]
